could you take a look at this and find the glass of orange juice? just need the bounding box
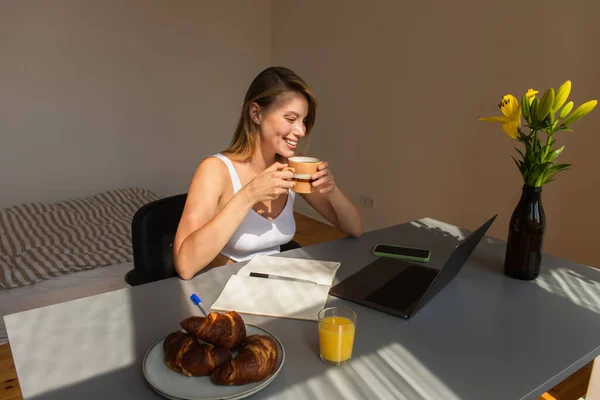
[318,307,356,366]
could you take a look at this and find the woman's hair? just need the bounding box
[223,66,317,161]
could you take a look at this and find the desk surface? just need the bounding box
[5,218,600,400]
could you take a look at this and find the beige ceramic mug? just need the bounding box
[284,156,322,194]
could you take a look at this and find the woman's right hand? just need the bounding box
[242,162,295,203]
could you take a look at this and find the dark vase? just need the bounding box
[504,185,546,280]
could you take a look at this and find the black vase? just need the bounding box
[504,185,546,280]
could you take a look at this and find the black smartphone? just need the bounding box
[372,243,431,263]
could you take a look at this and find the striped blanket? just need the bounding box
[0,188,158,289]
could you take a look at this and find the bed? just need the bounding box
[0,188,159,345]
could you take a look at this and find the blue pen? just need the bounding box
[190,293,210,316]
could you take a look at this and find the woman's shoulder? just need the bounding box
[190,154,230,187]
[204,151,246,167]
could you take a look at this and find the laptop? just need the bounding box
[329,215,497,319]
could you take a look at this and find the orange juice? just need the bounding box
[318,316,356,364]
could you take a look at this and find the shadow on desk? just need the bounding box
[24,228,600,400]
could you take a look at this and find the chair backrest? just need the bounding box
[129,193,187,284]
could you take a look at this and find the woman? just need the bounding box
[173,67,362,280]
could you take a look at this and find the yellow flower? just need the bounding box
[479,94,521,139]
[525,89,539,104]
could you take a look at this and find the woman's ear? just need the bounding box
[249,102,261,125]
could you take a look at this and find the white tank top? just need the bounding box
[212,153,296,262]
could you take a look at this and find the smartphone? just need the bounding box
[372,243,431,263]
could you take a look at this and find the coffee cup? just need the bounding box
[284,156,322,194]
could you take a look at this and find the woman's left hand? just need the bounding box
[311,161,336,194]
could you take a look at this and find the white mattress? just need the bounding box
[0,262,133,345]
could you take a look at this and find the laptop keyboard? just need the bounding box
[364,266,438,311]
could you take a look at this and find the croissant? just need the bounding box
[211,334,278,385]
[181,311,246,348]
[163,331,232,377]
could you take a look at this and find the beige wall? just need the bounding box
[0,0,271,209]
[2,1,598,268]
[273,1,600,267]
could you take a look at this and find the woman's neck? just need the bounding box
[248,144,278,172]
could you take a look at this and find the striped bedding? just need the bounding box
[0,188,158,289]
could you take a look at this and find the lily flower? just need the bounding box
[525,89,539,104]
[479,94,521,139]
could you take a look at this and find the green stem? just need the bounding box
[544,131,552,159]
[531,129,539,186]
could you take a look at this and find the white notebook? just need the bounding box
[210,255,341,321]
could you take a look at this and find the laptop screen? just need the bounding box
[364,265,438,311]
[410,215,496,316]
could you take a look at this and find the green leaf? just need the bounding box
[515,147,525,160]
[538,152,545,165]
[535,172,546,187]
[558,101,574,119]
[538,88,555,121]
[547,163,572,173]
[536,135,543,152]
[534,161,553,175]
[512,156,524,173]
[546,145,565,162]
[527,162,553,185]
[554,124,574,132]
[545,172,558,184]
[522,139,535,167]
[541,136,555,161]
[523,137,533,154]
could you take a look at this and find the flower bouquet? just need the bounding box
[479,81,596,280]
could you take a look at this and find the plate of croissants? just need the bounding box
[143,310,284,400]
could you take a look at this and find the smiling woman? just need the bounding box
[172,67,363,280]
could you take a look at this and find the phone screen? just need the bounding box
[374,244,430,259]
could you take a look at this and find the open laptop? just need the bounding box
[329,215,497,319]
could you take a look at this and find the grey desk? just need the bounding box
[5,218,600,400]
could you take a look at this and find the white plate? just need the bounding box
[143,324,285,400]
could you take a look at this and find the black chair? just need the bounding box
[281,239,302,252]
[124,193,303,286]
[125,193,188,286]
